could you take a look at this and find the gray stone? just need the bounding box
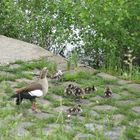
[118,100,134,105]
[38,99,51,107]
[90,110,99,117]
[47,55,67,66]
[97,72,117,80]
[112,93,121,99]
[132,106,140,114]
[11,127,29,137]
[127,83,140,91]
[64,124,72,131]
[42,127,53,135]
[0,35,52,64]
[93,105,117,111]
[51,94,63,101]
[74,133,94,140]
[42,124,59,135]
[129,119,140,126]
[117,80,131,85]
[34,112,54,119]
[53,105,70,113]
[19,122,34,128]
[90,96,102,101]
[10,121,33,136]
[80,99,91,105]
[112,114,125,125]
[120,90,131,96]
[85,123,103,131]
[104,126,125,140]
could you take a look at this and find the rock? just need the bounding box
[132,106,140,114]
[74,133,94,140]
[53,105,70,113]
[97,72,117,80]
[90,96,102,101]
[34,112,54,119]
[112,93,121,99]
[118,100,134,105]
[120,90,131,96]
[11,127,29,136]
[42,124,59,135]
[0,35,51,64]
[127,83,140,92]
[38,99,51,107]
[19,122,34,128]
[129,119,140,126]
[112,114,125,125]
[117,80,131,85]
[85,123,103,131]
[51,94,63,101]
[80,99,91,105]
[10,121,33,136]
[104,126,125,140]
[90,110,99,117]
[93,105,117,111]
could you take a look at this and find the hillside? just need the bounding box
[0,36,139,140]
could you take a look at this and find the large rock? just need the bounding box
[0,35,53,64]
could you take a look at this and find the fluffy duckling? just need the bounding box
[64,84,75,96]
[67,104,83,117]
[73,87,85,98]
[51,70,63,80]
[84,85,97,94]
[104,86,112,97]
[64,84,85,99]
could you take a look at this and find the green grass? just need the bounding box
[0,60,139,140]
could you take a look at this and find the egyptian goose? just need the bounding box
[11,67,48,111]
[84,85,97,94]
[104,86,112,98]
[67,104,83,117]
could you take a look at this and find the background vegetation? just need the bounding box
[0,0,140,80]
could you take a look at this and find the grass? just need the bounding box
[0,58,140,140]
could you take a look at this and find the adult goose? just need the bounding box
[11,67,48,111]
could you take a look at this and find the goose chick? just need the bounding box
[73,87,85,99]
[67,104,83,117]
[51,70,63,80]
[64,84,76,96]
[84,85,97,94]
[104,86,112,98]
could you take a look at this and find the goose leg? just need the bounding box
[31,101,37,111]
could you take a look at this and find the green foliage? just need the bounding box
[0,0,140,79]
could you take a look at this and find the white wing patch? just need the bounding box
[29,90,43,97]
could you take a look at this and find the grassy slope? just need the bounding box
[0,58,139,140]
